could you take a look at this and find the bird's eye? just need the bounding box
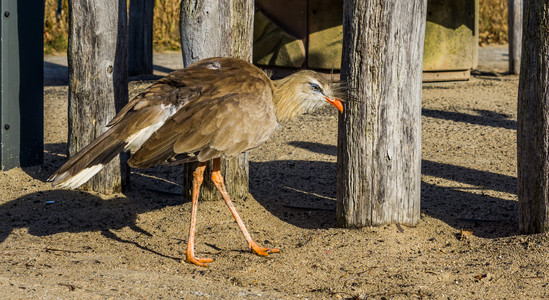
[310,83,322,93]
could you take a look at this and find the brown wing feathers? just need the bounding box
[129,59,276,168]
[48,66,203,187]
[129,89,277,168]
[49,57,277,189]
[47,103,169,188]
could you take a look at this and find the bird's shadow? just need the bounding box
[6,140,187,257]
[0,187,187,261]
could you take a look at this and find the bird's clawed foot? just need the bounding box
[250,242,280,256]
[186,254,214,267]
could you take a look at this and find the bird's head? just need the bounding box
[272,70,344,122]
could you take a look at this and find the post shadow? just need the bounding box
[422,108,516,130]
[44,61,68,86]
[29,136,518,240]
[283,141,518,237]
[249,160,338,229]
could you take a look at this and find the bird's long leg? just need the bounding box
[211,158,279,256]
[185,161,213,267]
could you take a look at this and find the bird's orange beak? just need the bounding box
[324,97,344,113]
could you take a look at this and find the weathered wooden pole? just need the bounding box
[129,0,154,76]
[508,0,522,74]
[337,0,426,227]
[68,0,129,193]
[517,0,549,233]
[180,0,254,200]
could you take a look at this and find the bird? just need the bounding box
[48,57,343,267]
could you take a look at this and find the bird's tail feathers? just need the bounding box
[48,126,127,189]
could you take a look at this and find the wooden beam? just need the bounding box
[423,70,470,82]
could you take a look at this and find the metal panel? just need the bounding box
[0,0,44,170]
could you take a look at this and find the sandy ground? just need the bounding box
[2,47,549,299]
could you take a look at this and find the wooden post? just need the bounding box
[68,0,129,193]
[129,0,154,76]
[517,0,549,233]
[472,0,479,69]
[337,0,426,227]
[179,0,253,201]
[508,0,522,74]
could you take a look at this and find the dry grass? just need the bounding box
[44,0,507,54]
[153,0,182,50]
[44,0,68,54]
[44,0,181,54]
[479,0,508,45]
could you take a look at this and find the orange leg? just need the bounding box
[185,162,213,267]
[211,158,279,256]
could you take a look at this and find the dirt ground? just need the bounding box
[2,64,549,299]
